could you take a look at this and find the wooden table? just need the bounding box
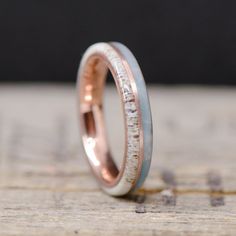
[0,85,236,235]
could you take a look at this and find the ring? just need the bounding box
[77,42,153,196]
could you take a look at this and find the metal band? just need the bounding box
[77,42,153,196]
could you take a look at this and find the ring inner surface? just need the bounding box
[80,55,120,185]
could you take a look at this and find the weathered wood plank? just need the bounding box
[0,85,236,235]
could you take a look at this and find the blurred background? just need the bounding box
[1,0,236,85]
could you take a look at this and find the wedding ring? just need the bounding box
[77,42,153,196]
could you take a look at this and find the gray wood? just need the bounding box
[0,85,236,235]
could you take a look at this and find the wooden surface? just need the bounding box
[0,85,236,235]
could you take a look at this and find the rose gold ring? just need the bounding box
[77,42,153,196]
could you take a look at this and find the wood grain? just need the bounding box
[0,85,236,235]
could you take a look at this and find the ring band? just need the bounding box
[77,42,153,196]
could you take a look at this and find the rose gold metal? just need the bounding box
[78,43,146,195]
